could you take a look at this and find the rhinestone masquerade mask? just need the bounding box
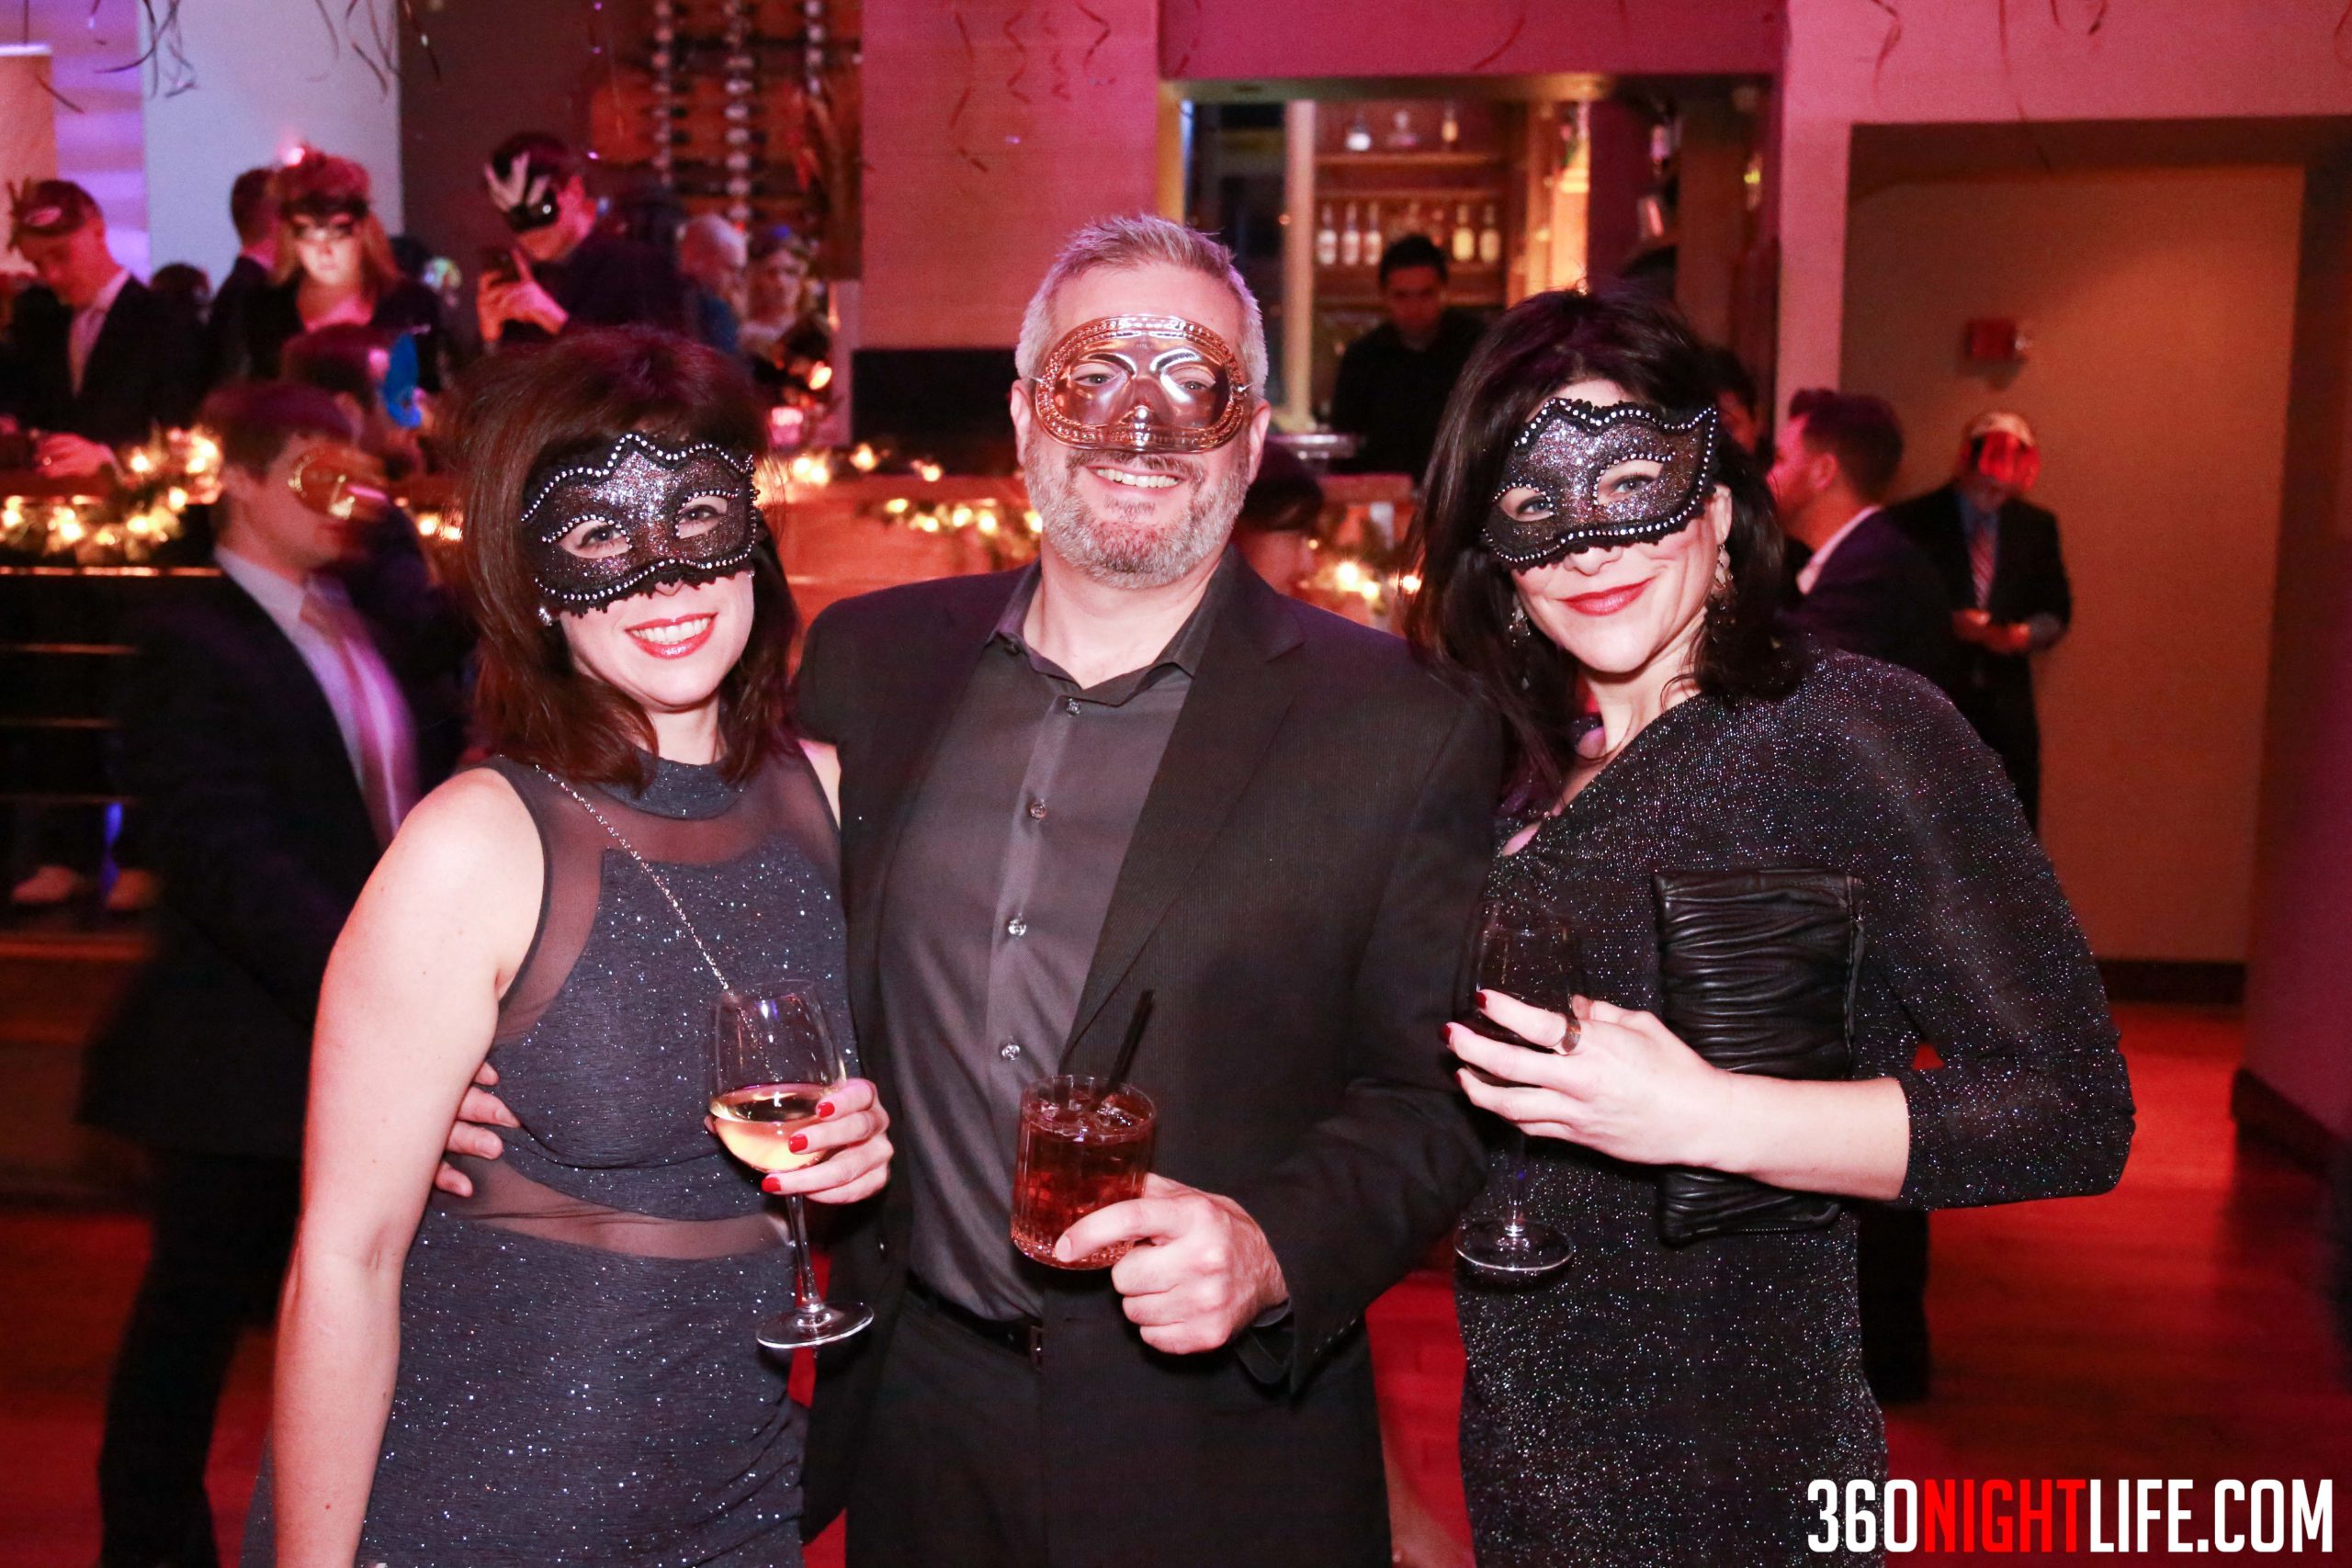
[1482,398,1722,568]
[1028,314,1253,455]
[521,432,763,612]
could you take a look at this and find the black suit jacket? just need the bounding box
[1786,510,1964,695]
[202,253,272,388]
[0,277,205,446]
[795,564,1499,1565]
[80,570,465,1159]
[1886,483,2071,801]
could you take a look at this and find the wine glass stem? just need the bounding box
[782,1193,826,1319]
[1501,1129,1535,1237]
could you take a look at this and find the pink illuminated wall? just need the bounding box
[1159,0,1779,81]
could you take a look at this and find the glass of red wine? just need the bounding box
[1455,900,1580,1277]
[708,980,874,1350]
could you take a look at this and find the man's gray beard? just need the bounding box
[1026,444,1244,590]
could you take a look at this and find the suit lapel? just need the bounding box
[1058,570,1306,1070]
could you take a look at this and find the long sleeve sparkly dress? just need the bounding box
[243,749,849,1567]
[1456,651,2133,1567]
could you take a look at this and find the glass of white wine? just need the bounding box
[708,980,874,1350]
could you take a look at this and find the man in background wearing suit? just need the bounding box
[1886,410,2073,829]
[795,216,1497,1567]
[80,382,461,1568]
[202,166,279,389]
[1,179,208,908]
[1770,388,1960,1406]
[1771,388,1961,695]
[0,178,205,473]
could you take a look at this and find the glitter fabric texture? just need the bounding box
[1457,652,2133,1567]
[243,749,847,1566]
[1482,398,1721,567]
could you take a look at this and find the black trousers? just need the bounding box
[1856,1203,1932,1403]
[97,1149,299,1568]
[845,1288,1047,1568]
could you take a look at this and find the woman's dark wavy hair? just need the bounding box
[445,326,793,789]
[1404,285,1797,808]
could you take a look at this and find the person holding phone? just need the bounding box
[476,132,689,347]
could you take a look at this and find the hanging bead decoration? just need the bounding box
[803,0,827,100]
[649,0,680,186]
[720,0,756,225]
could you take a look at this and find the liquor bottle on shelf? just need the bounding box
[1451,203,1476,265]
[1364,201,1383,258]
[1477,203,1502,265]
[1400,200,1423,243]
[1440,101,1460,148]
[1340,202,1363,268]
[1385,107,1419,151]
[1344,113,1374,153]
[1315,204,1338,267]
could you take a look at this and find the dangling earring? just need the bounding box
[537,604,556,627]
[1709,550,1733,606]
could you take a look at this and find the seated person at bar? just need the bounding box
[1328,232,1486,483]
[79,380,463,1567]
[0,178,205,475]
[477,131,689,346]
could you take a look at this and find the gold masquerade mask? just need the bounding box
[1028,314,1253,456]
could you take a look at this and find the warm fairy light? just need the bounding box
[1023,509,1042,535]
[848,444,878,473]
[1398,572,1423,595]
[126,449,153,476]
[949,503,973,529]
[808,363,833,390]
[883,496,909,514]
[977,512,999,536]
[913,460,944,482]
[1332,558,1366,592]
[165,487,189,511]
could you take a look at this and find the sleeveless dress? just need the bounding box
[244,748,850,1567]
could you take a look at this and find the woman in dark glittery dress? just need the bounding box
[247,331,893,1567]
[1402,290,2134,1566]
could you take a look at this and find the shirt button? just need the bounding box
[1006,916,1028,938]
[1027,799,1048,821]
[1065,698,1081,716]
[999,1039,1023,1061]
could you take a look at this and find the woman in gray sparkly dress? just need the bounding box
[248,329,892,1567]
[1402,289,2134,1565]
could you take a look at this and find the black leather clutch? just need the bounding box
[1651,867,1862,1246]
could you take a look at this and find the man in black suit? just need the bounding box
[202,166,278,388]
[0,178,205,473]
[1769,388,1960,1406]
[797,216,1497,1567]
[1328,233,1487,483]
[2,179,208,907]
[81,381,462,1568]
[1885,410,2073,828]
[1770,388,1961,695]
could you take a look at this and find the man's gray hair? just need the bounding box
[1014,213,1269,394]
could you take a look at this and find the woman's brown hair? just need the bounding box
[1404,285,1798,810]
[445,326,793,788]
[270,150,403,301]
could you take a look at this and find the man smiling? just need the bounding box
[793,215,1499,1567]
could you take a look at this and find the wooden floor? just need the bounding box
[3,1005,2346,1564]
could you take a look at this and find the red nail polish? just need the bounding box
[817,1101,836,1119]
[762,1173,785,1195]
[787,1133,808,1154]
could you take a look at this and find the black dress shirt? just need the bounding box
[881,557,1230,1319]
[1326,308,1486,481]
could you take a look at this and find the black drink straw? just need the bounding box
[1100,990,1156,1103]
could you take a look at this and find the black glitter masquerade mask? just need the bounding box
[521,432,763,612]
[1483,398,1722,568]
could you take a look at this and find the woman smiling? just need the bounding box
[1405,288,2133,1566]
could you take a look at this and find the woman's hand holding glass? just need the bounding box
[724,1076,893,1206]
[1447,989,1741,1169]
